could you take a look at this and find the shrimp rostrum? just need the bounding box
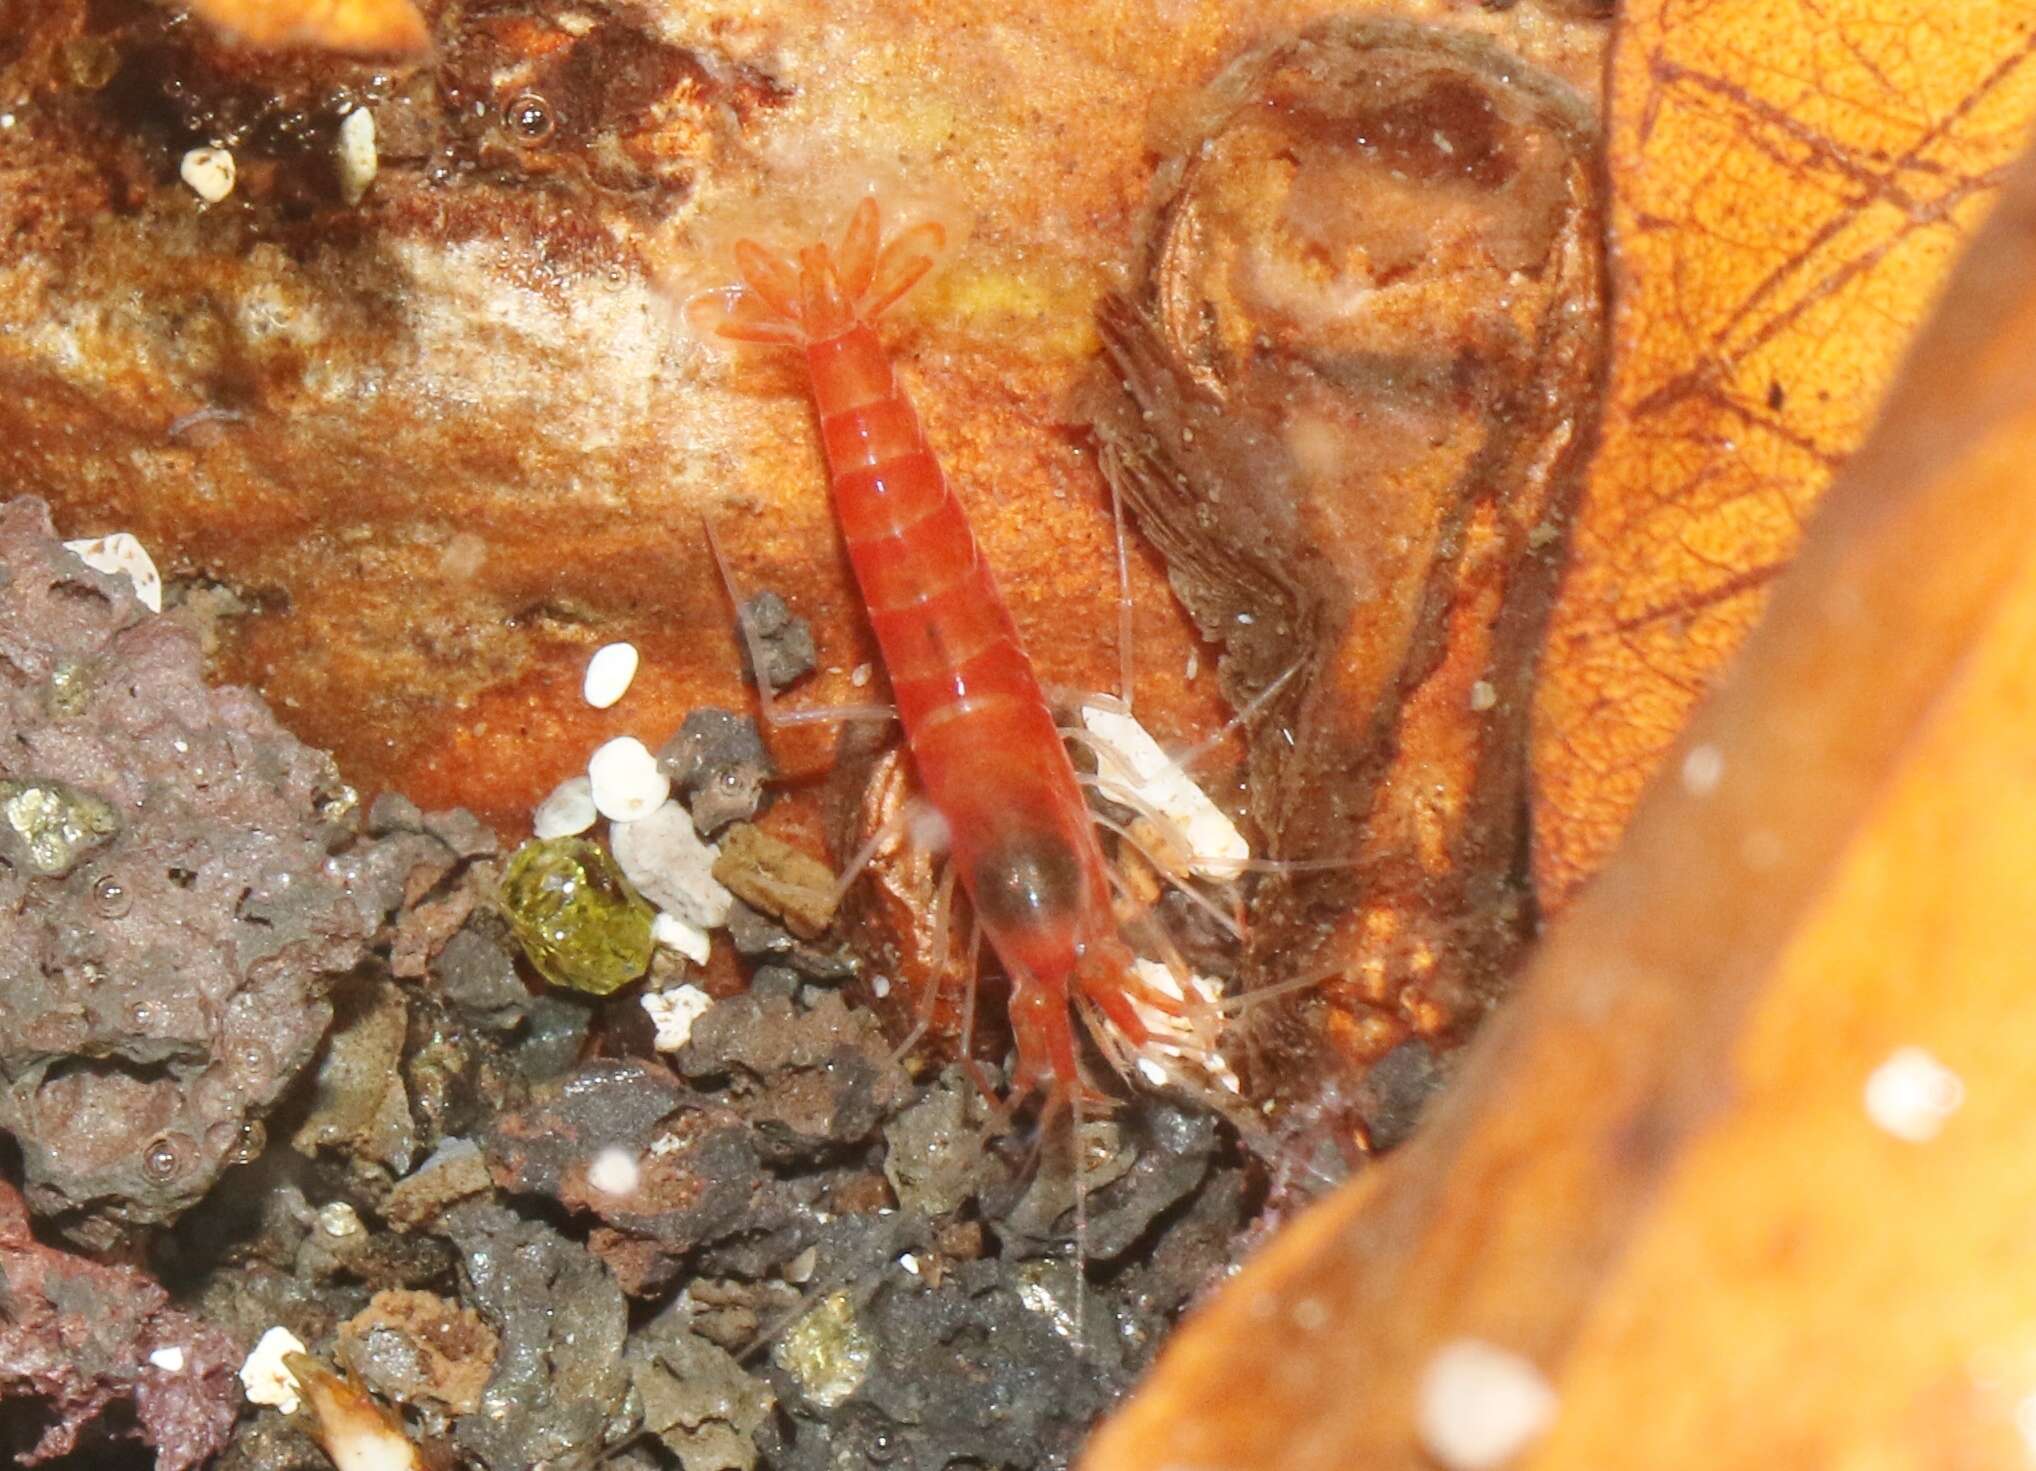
[689,196,1208,1108]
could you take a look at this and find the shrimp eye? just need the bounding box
[972,832,1084,932]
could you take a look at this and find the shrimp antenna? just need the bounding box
[1110,466,1136,713]
[1168,655,1305,775]
[702,516,895,728]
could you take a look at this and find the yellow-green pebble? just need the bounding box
[499,836,654,996]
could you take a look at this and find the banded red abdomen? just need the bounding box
[806,324,1108,1028]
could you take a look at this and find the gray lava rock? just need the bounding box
[0,499,393,1246]
[724,899,859,980]
[675,989,906,1162]
[482,1060,766,1284]
[659,707,773,835]
[1352,1037,1450,1152]
[882,1070,989,1218]
[764,1258,1127,1471]
[995,1100,1220,1262]
[432,917,531,1033]
[628,1301,774,1471]
[442,1199,635,1471]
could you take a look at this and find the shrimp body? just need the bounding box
[694,199,1161,1097]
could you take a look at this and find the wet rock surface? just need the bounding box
[0,491,1269,1471]
[0,499,392,1246]
[441,1200,634,1471]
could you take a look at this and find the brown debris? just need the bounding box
[711,822,840,940]
[675,988,907,1161]
[828,742,985,1064]
[338,1288,499,1417]
[382,1140,493,1232]
[289,976,417,1176]
[1091,18,1606,1109]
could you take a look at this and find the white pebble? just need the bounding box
[533,775,598,838]
[1416,1339,1559,1471]
[240,1325,309,1415]
[335,106,378,205]
[180,146,235,204]
[1468,680,1498,713]
[583,641,640,709]
[586,1146,640,1198]
[64,532,163,612]
[642,983,714,1051]
[1080,703,1249,880]
[850,662,873,688]
[898,1253,921,1276]
[587,737,668,822]
[1864,1045,1965,1143]
[652,909,711,964]
[317,1201,363,1237]
[610,799,732,927]
[148,1345,187,1373]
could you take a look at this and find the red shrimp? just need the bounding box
[689,196,1185,1104]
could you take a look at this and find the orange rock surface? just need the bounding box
[0,0,1599,840]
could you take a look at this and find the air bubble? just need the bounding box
[229,1120,266,1165]
[92,871,131,918]
[142,1133,188,1183]
[505,92,555,143]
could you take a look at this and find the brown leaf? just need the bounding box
[1531,0,2036,906]
[1084,108,2036,1471]
[183,0,429,55]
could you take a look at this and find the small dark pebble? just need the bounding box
[659,708,773,835]
[1352,1037,1450,1153]
[432,915,531,1034]
[736,592,816,697]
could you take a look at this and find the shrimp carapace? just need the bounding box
[692,196,1190,1105]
